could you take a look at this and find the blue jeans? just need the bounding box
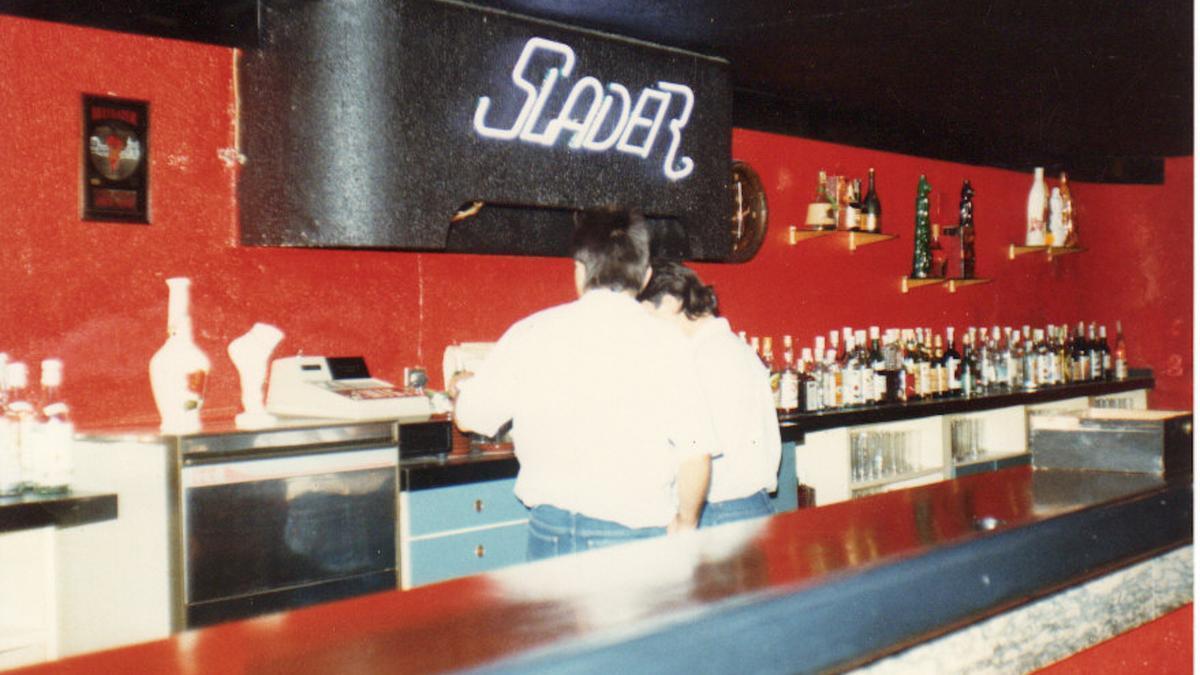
[699,489,774,528]
[527,505,666,561]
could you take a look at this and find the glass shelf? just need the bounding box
[900,276,991,293]
[1008,243,1086,260]
[788,226,898,251]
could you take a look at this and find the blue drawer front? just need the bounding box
[408,523,528,586]
[407,478,528,536]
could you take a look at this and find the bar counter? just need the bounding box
[16,465,1191,674]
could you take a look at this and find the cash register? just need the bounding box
[266,355,432,420]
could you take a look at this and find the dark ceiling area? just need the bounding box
[2,0,1192,182]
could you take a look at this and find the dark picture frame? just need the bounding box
[82,95,149,223]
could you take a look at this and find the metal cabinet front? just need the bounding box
[182,447,398,627]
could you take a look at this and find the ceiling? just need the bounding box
[1,0,1192,182]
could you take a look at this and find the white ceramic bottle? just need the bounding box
[149,277,210,433]
[1024,167,1048,246]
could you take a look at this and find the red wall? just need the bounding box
[0,16,1191,427]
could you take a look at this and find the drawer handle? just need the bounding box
[474,499,484,513]
[475,545,485,558]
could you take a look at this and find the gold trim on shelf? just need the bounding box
[901,276,943,293]
[788,226,897,250]
[787,225,836,245]
[1008,243,1087,260]
[945,277,991,293]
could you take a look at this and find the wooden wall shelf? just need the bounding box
[1008,244,1086,260]
[788,226,897,251]
[901,277,991,293]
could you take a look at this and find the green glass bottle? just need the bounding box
[911,175,932,278]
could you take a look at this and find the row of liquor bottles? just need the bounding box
[0,355,73,496]
[748,321,1129,412]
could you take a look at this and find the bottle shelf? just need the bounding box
[1008,243,1086,261]
[900,276,992,293]
[788,226,897,251]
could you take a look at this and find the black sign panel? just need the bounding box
[240,0,733,260]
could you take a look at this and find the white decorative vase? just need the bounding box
[149,278,210,434]
[228,323,285,429]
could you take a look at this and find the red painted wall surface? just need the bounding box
[0,16,1191,427]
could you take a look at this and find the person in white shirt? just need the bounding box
[452,209,714,560]
[639,261,782,526]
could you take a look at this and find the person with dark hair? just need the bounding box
[452,209,715,559]
[639,261,781,526]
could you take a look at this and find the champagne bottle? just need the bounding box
[863,168,882,233]
[1098,325,1113,379]
[944,327,962,396]
[868,327,886,403]
[911,176,933,278]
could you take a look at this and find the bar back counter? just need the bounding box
[22,371,1190,672]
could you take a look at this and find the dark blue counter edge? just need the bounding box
[471,480,1192,675]
[779,372,1155,444]
[0,492,118,534]
[401,456,520,491]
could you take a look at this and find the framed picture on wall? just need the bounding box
[82,94,149,223]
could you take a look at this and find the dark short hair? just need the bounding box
[570,208,650,293]
[637,261,719,319]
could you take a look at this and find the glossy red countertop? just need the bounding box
[15,466,1169,674]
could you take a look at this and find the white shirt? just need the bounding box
[455,289,716,528]
[689,317,782,502]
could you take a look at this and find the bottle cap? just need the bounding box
[5,362,27,389]
[41,359,63,387]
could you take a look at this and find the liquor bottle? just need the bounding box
[958,180,977,278]
[960,331,977,397]
[944,327,962,396]
[1098,325,1113,379]
[912,328,930,400]
[930,224,948,278]
[863,168,882,233]
[4,363,34,492]
[33,359,71,494]
[844,179,863,231]
[1006,327,1022,388]
[1113,321,1128,380]
[779,336,800,411]
[842,332,862,406]
[868,327,886,403]
[829,330,842,367]
[1060,172,1077,247]
[1075,321,1094,381]
[901,329,918,401]
[932,334,948,397]
[801,348,822,412]
[978,328,994,391]
[1045,325,1062,385]
[762,337,782,408]
[1086,323,1102,381]
[0,360,18,496]
[815,171,836,230]
[911,176,933,278]
[1025,167,1048,246]
[823,349,842,409]
[992,326,1009,389]
[883,329,905,402]
[1058,324,1072,384]
[1034,329,1052,386]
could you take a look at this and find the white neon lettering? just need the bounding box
[616,88,670,159]
[475,38,575,141]
[472,36,696,181]
[581,83,631,151]
[656,81,695,181]
[547,76,605,149]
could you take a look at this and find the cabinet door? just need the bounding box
[406,479,528,536]
[408,523,528,587]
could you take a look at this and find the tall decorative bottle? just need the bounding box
[149,277,210,433]
[1059,171,1077,246]
[1024,167,1048,246]
[958,180,976,278]
[911,175,932,278]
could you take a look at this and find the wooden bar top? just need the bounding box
[15,466,1190,674]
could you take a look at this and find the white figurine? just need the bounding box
[228,323,285,428]
[1048,187,1066,246]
